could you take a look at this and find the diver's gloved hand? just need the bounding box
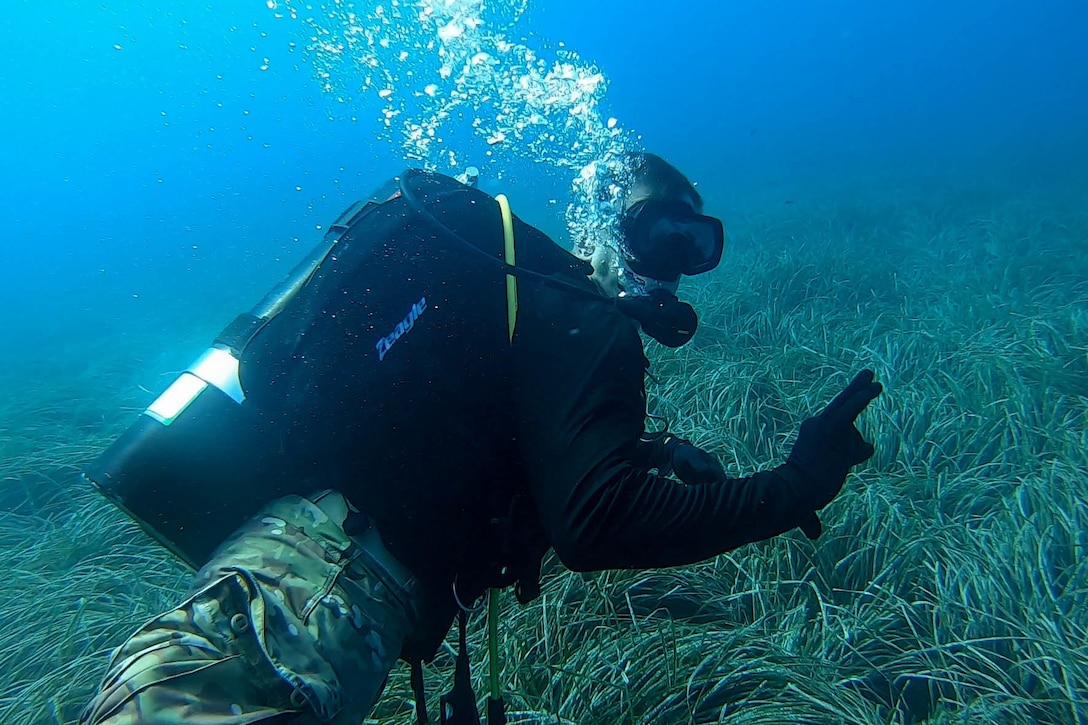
[784,370,883,537]
[662,436,726,485]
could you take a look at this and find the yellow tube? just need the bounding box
[495,194,517,342]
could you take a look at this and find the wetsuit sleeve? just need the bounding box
[515,290,814,573]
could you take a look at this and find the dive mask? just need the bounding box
[620,199,725,282]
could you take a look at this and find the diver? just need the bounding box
[79,152,882,724]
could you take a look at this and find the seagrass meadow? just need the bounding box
[1,174,1085,724]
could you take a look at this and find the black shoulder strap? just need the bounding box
[398,170,608,306]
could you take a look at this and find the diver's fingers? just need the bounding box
[824,370,882,425]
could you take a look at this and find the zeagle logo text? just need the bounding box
[376,297,427,361]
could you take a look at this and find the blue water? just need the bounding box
[1,0,1085,407]
[1,2,1086,721]
[3,1,1085,351]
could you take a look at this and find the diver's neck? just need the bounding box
[587,248,622,298]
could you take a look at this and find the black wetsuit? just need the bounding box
[243,171,811,658]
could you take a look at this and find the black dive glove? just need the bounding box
[785,369,883,539]
[659,435,726,485]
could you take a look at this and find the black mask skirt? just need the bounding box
[620,200,724,282]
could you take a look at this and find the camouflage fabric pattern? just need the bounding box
[81,491,417,724]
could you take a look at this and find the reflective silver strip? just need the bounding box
[188,347,245,404]
[146,373,208,426]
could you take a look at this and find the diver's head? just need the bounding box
[587,153,723,298]
[621,152,706,214]
[583,153,724,347]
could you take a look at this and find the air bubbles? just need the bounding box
[270,0,630,242]
[438,22,464,41]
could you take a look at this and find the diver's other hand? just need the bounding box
[663,437,726,485]
[785,369,883,512]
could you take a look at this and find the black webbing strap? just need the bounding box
[440,609,482,725]
[411,657,430,724]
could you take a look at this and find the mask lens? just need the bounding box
[623,201,724,280]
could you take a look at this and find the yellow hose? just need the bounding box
[495,194,517,342]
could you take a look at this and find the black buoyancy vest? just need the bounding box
[240,171,590,659]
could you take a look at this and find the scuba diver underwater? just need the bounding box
[79,152,882,725]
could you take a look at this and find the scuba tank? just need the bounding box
[83,199,378,568]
